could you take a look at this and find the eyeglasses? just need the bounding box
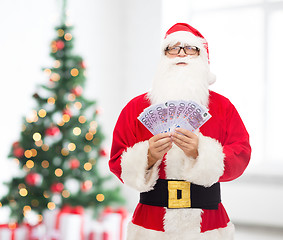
[165,46,200,55]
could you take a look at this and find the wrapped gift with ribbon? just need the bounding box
[0,223,28,240]
[87,221,110,240]
[25,222,45,240]
[44,205,84,240]
[99,207,129,240]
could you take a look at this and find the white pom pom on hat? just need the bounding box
[208,72,216,85]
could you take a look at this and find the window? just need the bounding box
[162,0,283,174]
[266,9,283,166]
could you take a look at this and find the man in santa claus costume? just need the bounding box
[109,23,251,239]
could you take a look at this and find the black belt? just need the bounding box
[140,179,221,209]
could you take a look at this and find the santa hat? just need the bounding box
[162,23,216,84]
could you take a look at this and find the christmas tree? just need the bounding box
[0,1,124,223]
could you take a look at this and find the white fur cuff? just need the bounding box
[126,221,234,240]
[120,141,161,192]
[183,134,225,187]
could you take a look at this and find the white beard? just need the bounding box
[147,55,210,107]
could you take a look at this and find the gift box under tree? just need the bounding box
[88,207,130,240]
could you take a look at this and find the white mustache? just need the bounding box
[170,56,196,65]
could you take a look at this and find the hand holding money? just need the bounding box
[147,133,172,169]
[171,128,199,159]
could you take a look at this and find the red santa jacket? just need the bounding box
[109,91,251,234]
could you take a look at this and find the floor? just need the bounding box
[235,224,283,240]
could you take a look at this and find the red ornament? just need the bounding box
[81,181,93,192]
[71,86,83,96]
[12,141,20,148]
[63,109,72,117]
[80,61,86,69]
[56,40,65,50]
[12,141,24,158]
[99,148,108,157]
[45,126,60,136]
[13,147,24,158]
[25,172,41,186]
[50,182,64,193]
[95,107,103,115]
[69,158,80,169]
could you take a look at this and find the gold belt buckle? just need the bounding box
[168,181,191,208]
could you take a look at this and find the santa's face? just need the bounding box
[147,42,210,107]
[165,42,200,67]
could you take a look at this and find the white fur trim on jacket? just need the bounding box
[163,208,202,235]
[120,141,161,192]
[126,220,235,240]
[183,133,225,187]
[201,222,235,240]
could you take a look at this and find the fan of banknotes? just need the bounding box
[138,100,211,135]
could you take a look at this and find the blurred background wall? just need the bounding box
[0,0,283,234]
